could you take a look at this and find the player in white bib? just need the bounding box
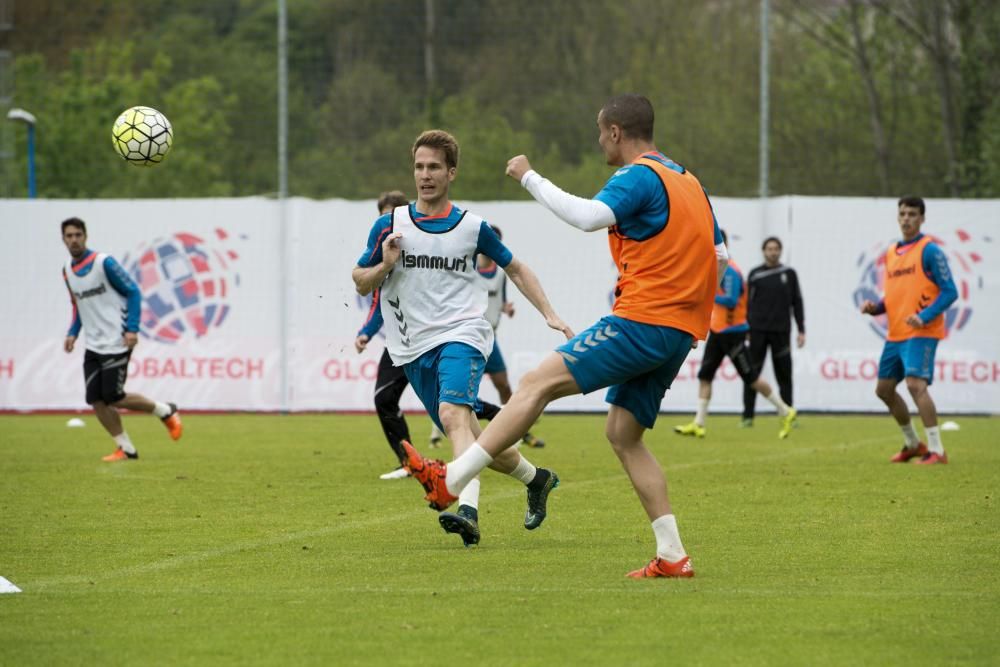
[61,218,183,461]
[352,130,572,546]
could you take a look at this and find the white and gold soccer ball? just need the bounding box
[111,106,173,166]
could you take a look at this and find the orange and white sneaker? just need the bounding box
[914,451,948,465]
[626,555,695,579]
[401,441,457,511]
[102,447,138,462]
[161,402,183,441]
[890,442,928,463]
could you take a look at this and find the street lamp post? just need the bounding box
[6,108,37,198]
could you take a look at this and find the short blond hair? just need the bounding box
[412,130,459,169]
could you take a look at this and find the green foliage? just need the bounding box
[0,414,998,664]
[4,0,999,198]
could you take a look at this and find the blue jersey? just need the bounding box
[357,202,513,269]
[873,234,958,323]
[594,152,722,244]
[714,264,748,334]
[358,288,384,338]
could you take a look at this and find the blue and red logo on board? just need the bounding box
[852,229,987,340]
[122,229,244,344]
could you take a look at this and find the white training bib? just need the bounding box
[380,206,493,366]
[64,253,128,354]
[480,265,506,330]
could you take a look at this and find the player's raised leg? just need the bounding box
[403,352,576,511]
[115,393,182,441]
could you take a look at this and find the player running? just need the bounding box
[402,94,727,578]
[60,217,182,461]
[351,130,571,546]
[674,229,796,439]
[860,196,957,464]
[358,197,505,479]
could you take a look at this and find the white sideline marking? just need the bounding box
[31,435,893,591]
[0,576,22,594]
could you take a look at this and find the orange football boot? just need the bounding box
[914,451,948,465]
[626,556,695,579]
[102,447,138,462]
[161,402,183,441]
[890,442,927,463]
[401,441,457,511]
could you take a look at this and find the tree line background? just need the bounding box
[1,0,998,200]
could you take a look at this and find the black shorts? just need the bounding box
[83,349,132,405]
[697,331,758,383]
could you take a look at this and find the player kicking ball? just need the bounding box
[61,218,182,461]
[403,94,726,578]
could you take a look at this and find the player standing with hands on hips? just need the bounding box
[402,94,728,578]
[61,218,183,461]
[860,196,957,464]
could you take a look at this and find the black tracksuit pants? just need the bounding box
[742,329,793,420]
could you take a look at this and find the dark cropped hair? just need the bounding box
[720,228,728,246]
[762,236,782,251]
[377,190,409,213]
[898,195,925,216]
[600,94,655,141]
[61,217,87,235]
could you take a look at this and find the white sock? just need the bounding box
[925,426,944,455]
[694,398,709,427]
[113,432,137,455]
[900,422,921,448]
[430,423,443,440]
[152,402,172,418]
[764,391,790,417]
[458,478,480,510]
[651,514,687,562]
[508,454,537,485]
[445,443,494,495]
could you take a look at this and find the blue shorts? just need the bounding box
[556,315,693,429]
[403,342,485,431]
[485,341,506,375]
[878,337,939,384]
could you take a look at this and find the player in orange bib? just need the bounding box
[860,196,957,464]
[401,94,729,578]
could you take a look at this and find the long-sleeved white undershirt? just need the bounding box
[520,169,729,260]
[521,170,617,232]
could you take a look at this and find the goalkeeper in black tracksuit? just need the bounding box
[742,236,806,426]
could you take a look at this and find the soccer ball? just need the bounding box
[111,106,173,166]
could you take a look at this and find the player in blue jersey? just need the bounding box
[61,218,183,461]
[860,196,958,464]
[402,95,729,578]
[351,131,572,547]
[355,191,505,480]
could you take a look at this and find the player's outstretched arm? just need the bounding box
[503,258,573,340]
[506,155,616,232]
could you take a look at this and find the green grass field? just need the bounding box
[1,412,997,666]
